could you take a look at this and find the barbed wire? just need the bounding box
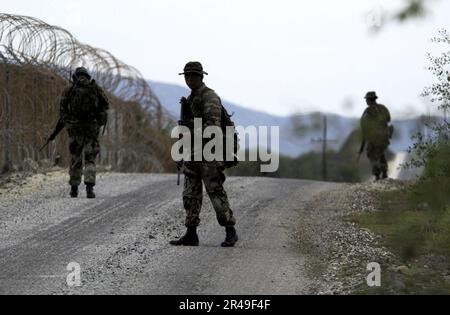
[0,13,164,116]
[0,13,174,173]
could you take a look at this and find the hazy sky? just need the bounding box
[1,0,450,118]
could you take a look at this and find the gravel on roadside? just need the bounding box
[295,179,411,295]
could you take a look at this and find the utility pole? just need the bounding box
[311,115,338,182]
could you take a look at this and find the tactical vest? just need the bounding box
[185,87,240,168]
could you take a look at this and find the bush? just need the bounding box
[404,29,450,211]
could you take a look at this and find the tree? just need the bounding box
[395,0,431,22]
[405,29,450,210]
[370,0,439,31]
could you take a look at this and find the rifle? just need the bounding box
[177,97,188,186]
[357,139,366,164]
[39,118,65,152]
[39,72,78,153]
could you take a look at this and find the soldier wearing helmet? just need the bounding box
[59,67,109,198]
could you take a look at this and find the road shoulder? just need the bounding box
[295,179,405,294]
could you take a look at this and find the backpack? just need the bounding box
[361,105,392,144]
[220,105,240,168]
[66,80,99,122]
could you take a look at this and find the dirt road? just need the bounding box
[0,173,341,295]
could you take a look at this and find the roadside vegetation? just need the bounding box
[353,30,450,294]
[227,129,382,183]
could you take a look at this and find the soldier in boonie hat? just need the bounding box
[360,91,393,182]
[178,61,209,76]
[171,61,239,248]
[364,91,378,100]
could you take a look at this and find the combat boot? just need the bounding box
[170,227,199,246]
[221,226,238,247]
[70,186,78,198]
[86,184,96,199]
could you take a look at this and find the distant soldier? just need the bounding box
[59,67,109,198]
[170,61,238,247]
[360,91,393,181]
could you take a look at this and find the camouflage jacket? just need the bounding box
[60,77,109,127]
[182,83,224,165]
[361,103,391,144]
[184,83,222,129]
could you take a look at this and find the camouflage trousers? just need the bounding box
[366,142,388,177]
[182,162,236,228]
[67,125,100,187]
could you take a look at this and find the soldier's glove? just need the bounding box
[97,112,108,126]
[180,97,188,105]
[48,133,57,142]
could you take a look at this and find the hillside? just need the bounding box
[150,80,427,157]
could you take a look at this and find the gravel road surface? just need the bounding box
[0,173,341,295]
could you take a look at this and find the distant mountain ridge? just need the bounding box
[149,80,427,157]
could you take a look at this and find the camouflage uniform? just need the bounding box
[60,69,109,187]
[181,83,236,228]
[361,92,392,178]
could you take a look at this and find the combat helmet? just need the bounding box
[74,67,92,80]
